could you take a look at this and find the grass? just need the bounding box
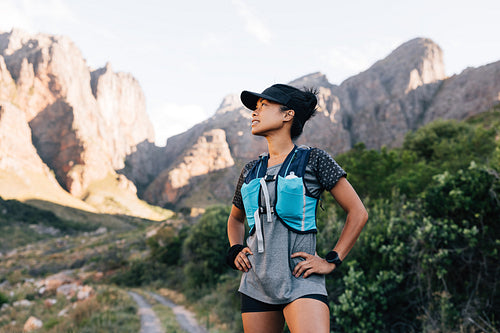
[0,277,139,333]
[84,172,174,221]
[0,169,174,222]
[466,103,500,128]
[0,169,95,212]
[0,196,98,252]
[152,304,189,333]
[25,199,145,232]
[0,208,158,283]
[0,209,152,332]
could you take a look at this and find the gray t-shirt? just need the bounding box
[232,148,346,304]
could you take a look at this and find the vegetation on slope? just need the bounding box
[1,105,498,332]
[109,106,499,332]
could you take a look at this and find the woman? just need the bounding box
[226,83,368,333]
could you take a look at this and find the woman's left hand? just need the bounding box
[291,252,336,278]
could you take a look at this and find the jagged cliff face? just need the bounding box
[0,103,53,177]
[143,129,235,206]
[0,29,155,198]
[0,102,97,211]
[326,38,447,149]
[1,30,498,211]
[145,38,499,208]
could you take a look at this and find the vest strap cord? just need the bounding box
[254,210,264,253]
[259,178,273,223]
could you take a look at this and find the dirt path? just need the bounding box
[147,292,208,333]
[128,291,164,333]
[128,290,208,333]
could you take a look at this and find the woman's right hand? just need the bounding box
[234,247,253,272]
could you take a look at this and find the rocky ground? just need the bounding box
[0,208,208,332]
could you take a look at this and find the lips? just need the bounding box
[251,120,259,127]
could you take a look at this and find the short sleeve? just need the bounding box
[309,148,347,191]
[232,160,258,210]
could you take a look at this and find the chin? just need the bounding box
[251,129,266,137]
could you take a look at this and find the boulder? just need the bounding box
[23,316,42,332]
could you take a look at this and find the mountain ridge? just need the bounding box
[0,29,168,219]
[0,29,499,212]
[146,38,499,208]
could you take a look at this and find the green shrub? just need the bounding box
[147,225,185,266]
[110,260,168,287]
[0,291,8,306]
[182,205,231,297]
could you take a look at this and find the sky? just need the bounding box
[0,0,499,146]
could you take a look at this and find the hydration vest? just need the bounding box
[240,145,319,253]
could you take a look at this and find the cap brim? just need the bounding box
[240,90,284,110]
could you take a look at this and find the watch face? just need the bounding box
[326,251,342,265]
[326,251,338,262]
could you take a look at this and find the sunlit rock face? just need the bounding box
[147,37,499,208]
[144,129,235,206]
[1,30,499,210]
[0,28,155,198]
[0,103,52,178]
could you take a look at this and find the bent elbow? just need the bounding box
[363,210,369,224]
[360,208,369,227]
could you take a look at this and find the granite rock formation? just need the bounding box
[143,129,235,207]
[0,102,95,210]
[0,103,53,178]
[145,38,499,207]
[0,29,156,202]
[1,30,499,210]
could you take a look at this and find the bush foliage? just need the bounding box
[331,116,499,332]
[114,109,499,332]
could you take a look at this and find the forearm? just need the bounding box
[227,215,246,246]
[332,208,368,260]
[328,178,368,260]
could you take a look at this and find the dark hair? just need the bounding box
[280,87,318,140]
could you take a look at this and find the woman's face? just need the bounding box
[251,98,290,137]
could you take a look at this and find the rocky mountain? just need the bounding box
[1,30,499,212]
[144,38,500,208]
[0,29,166,219]
[143,129,235,207]
[0,29,157,197]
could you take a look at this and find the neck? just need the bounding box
[266,133,295,163]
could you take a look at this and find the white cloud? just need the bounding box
[232,0,271,44]
[150,103,209,147]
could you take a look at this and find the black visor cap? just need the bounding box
[240,84,303,110]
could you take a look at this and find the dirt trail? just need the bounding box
[128,290,208,333]
[147,292,208,333]
[128,291,164,333]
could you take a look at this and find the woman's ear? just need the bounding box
[284,110,295,121]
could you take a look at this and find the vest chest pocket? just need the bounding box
[276,176,305,229]
[241,178,261,230]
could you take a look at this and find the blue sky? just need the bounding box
[1,0,499,146]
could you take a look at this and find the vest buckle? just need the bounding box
[259,206,275,214]
[264,174,276,182]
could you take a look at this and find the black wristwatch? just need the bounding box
[325,251,342,267]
